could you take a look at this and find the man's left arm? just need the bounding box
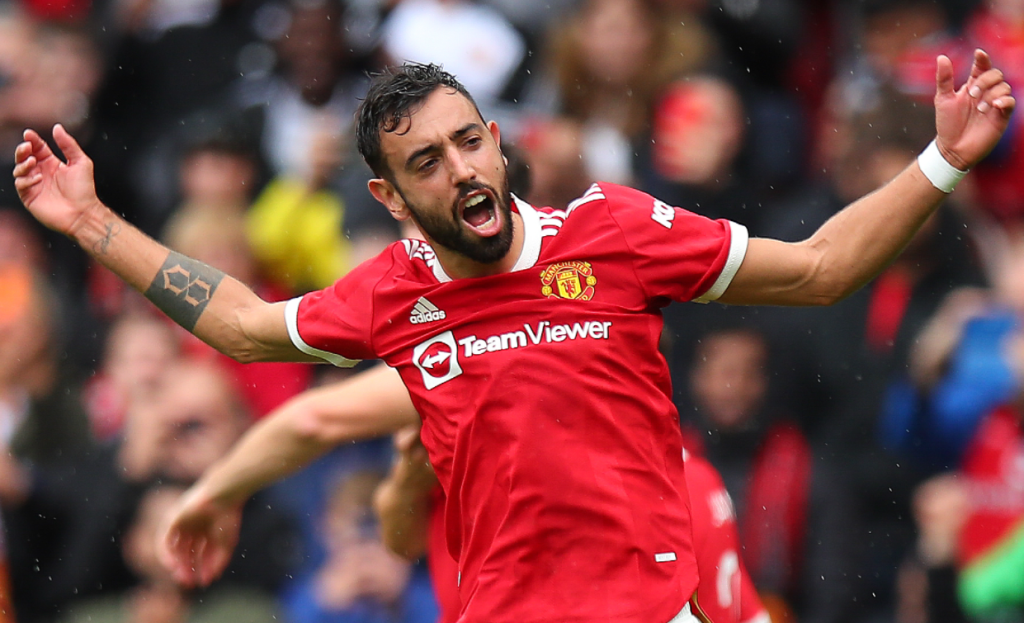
[718,50,1014,307]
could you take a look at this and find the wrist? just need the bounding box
[919,139,969,193]
[68,200,115,249]
[194,473,248,510]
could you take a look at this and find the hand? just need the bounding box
[12,124,103,237]
[156,486,242,588]
[934,49,1016,171]
[391,425,436,496]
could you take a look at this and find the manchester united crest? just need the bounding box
[540,261,597,301]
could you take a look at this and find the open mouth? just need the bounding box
[459,191,501,236]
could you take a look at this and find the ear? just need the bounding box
[488,120,502,149]
[488,120,508,165]
[368,178,411,222]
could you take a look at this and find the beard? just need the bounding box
[402,177,515,265]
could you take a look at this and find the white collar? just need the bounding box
[430,194,541,283]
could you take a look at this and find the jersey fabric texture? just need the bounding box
[287,182,748,623]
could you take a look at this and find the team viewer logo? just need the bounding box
[541,261,597,301]
[412,331,463,390]
[410,297,446,324]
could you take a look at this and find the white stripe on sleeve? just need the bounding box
[284,297,360,368]
[693,221,749,303]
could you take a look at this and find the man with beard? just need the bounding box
[12,56,1016,623]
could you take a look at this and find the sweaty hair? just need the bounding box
[356,62,482,179]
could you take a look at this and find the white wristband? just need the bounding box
[917,140,967,193]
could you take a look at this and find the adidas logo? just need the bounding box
[410,297,447,324]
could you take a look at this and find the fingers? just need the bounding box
[935,55,955,98]
[52,123,87,165]
[978,83,1013,113]
[12,157,41,191]
[13,141,42,190]
[21,129,55,162]
[161,527,205,588]
[202,544,233,586]
[12,153,35,176]
[994,95,1016,116]
[969,68,1006,99]
[968,48,991,81]
[966,65,1015,116]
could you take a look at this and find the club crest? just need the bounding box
[540,261,597,301]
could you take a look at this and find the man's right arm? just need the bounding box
[13,125,310,362]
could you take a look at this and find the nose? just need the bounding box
[447,146,476,184]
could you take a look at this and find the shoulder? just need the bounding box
[560,182,675,228]
[394,238,448,281]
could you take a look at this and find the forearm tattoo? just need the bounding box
[93,221,121,255]
[144,252,225,331]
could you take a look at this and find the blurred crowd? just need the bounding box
[0,0,1023,623]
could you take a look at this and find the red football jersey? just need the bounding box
[683,452,768,623]
[287,183,748,623]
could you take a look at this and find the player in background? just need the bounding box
[13,52,1014,623]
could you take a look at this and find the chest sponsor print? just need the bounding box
[412,331,463,390]
[410,320,613,389]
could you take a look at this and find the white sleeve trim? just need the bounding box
[284,297,360,368]
[693,221,749,303]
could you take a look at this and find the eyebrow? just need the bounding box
[404,122,483,171]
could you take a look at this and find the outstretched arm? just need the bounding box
[158,364,418,587]
[719,51,1015,306]
[12,125,305,362]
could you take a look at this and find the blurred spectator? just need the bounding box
[82,313,180,442]
[234,0,398,289]
[59,484,284,623]
[683,326,856,623]
[879,232,1024,472]
[515,116,590,210]
[636,75,757,231]
[245,128,356,293]
[282,469,438,623]
[894,473,969,623]
[0,207,43,270]
[897,382,1024,623]
[1,361,298,623]
[91,0,268,231]
[379,0,525,107]
[162,133,259,246]
[236,0,360,182]
[955,399,1024,620]
[533,0,714,184]
[0,264,91,467]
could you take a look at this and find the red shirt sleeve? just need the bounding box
[599,183,748,303]
[284,250,397,365]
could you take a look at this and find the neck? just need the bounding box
[431,211,525,280]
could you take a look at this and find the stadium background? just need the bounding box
[0,0,1022,622]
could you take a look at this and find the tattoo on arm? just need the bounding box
[144,252,225,331]
[93,221,121,255]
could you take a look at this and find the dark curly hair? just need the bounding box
[356,63,482,179]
